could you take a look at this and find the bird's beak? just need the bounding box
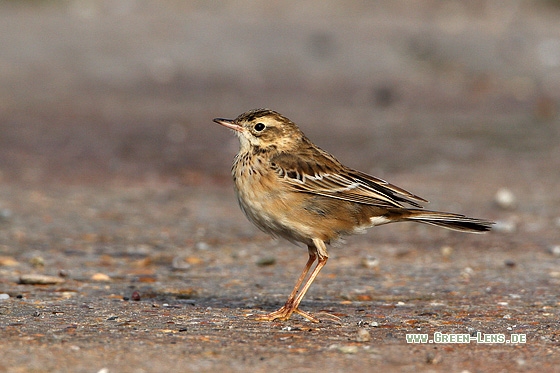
[213,117,242,132]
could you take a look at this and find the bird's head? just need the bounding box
[213,109,304,153]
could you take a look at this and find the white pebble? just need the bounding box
[355,328,371,342]
[19,274,65,285]
[195,242,210,251]
[440,245,453,258]
[495,188,516,209]
[493,220,517,233]
[362,256,379,269]
[338,345,359,354]
[549,245,560,257]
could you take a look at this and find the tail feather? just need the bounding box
[391,209,493,233]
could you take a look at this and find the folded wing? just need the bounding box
[270,151,428,209]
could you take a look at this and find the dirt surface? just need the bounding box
[1,1,560,372]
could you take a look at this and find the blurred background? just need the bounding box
[1,0,559,186]
[2,3,560,369]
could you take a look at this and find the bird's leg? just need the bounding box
[256,239,328,323]
[290,239,328,313]
[256,247,316,322]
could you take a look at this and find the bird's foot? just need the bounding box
[255,305,320,323]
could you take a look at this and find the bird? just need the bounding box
[213,108,493,323]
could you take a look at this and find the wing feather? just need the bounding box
[270,150,427,208]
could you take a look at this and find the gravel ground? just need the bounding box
[1,160,559,372]
[1,1,560,372]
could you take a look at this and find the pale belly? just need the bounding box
[234,178,312,244]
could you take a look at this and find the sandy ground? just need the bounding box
[1,1,560,372]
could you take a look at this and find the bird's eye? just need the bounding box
[254,122,265,132]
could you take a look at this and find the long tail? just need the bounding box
[387,209,494,233]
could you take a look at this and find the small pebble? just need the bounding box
[172,256,191,270]
[91,273,111,282]
[548,245,560,257]
[504,259,516,268]
[58,269,69,277]
[426,352,441,364]
[0,256,19,266]
[0,293,9,300]
[195,242,210,251]
[131,291,141,301]
[256,256,276,266]
[495,188,516,209]
[19,274,65,285]
[184,256,203,265]
[338,345,359,354]
[493,220,517,233]
[355,328,371,342]
[30,256,45,268]
[361,256,379,269]
[0,208,12,221]
[461,267,474,280]
[440,245,453,259]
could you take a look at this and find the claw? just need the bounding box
[255,305,320,323]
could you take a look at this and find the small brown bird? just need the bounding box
[214,108,493,323]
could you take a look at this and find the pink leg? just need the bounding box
[256,239,328,323]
